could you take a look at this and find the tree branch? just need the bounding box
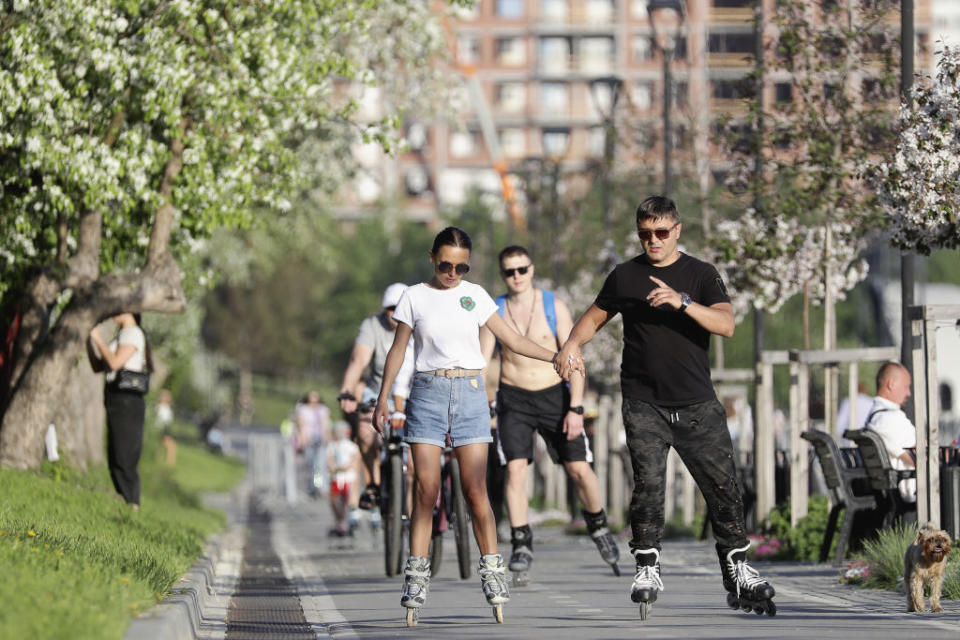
[147,118,189,268]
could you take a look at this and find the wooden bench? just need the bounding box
[801,430,876,566]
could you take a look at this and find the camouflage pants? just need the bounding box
[622,397,748,554]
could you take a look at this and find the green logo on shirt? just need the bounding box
[460,296,475,311]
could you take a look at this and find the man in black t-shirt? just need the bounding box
[556,196,777,618]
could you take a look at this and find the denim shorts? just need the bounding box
[404,372,493,448]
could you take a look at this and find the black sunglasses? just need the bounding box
[638,222,679,242]
[501,265,531,278]
[437,261,470,275]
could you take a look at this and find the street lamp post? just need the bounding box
[647,0,686,199]
[589,76,622,269]
[542,127,571,282]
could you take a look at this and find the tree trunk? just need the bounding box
[0,266,185,470]
[0,302,99,469]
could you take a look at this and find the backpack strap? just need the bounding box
[865,407,892,427]
[496,290,557,340]
[542,289,557,341]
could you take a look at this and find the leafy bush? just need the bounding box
[762,494,835,561]
[842,523,960,599]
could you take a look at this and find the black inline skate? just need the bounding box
[584,510,621,576]
[718,543,776,617]
[629,548,663,621]
[508,525,533,586]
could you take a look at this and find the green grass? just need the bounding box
[0,423,245,640]
[843,523,960,600]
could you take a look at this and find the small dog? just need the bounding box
[904,522,952,613]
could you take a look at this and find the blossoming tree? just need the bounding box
[867,45,960,254]
[709,0,899,344]
[0,0,457,469]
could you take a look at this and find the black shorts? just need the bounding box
[496,383,592,465]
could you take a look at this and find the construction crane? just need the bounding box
[454,62,526,233]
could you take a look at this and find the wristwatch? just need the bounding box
[679,292,692,313]
[568,405,585,415]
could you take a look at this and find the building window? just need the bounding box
[580,37,614,73]
[457,34,481,65]
[712,79,748,100]
[496,82,527,113]
[774,82,792,104]
[541,82,570,116]
[588,126,606,157]
[496,0,525,18]
[539,37,571,72]
[450,130,478,158]
[708,32,754,55]
[631,81,652,110]
[542,0,568,21]
[631,35,653,61]
[672,81,688,108]
[501,128,526,157]
[497,37,527,66]
[585,0,614,23]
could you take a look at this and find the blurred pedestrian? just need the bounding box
[297,390,330,496]
[88,312,153,510]
[327,421,361,537]
[156,388,176,466]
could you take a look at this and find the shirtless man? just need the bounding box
[480,246,620,584]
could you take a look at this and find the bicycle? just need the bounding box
[429,435,472,579]
[379,413,471,579]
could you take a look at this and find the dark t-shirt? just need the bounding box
[595,253,730,407]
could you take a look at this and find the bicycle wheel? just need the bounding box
[449,457,472,579]
[383,453,404,577]
[429,530,444,576]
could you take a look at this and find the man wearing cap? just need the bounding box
[338,283,415,508]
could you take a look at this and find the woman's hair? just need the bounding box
[431,226,472,254]
[131,313,154,373]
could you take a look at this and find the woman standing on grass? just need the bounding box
[374,226,575,626]
[89,312,153,510]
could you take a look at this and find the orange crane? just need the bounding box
[453,62,526,233]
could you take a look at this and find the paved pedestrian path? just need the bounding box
[132,475,960,640]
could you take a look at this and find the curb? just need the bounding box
[123,484,249,640]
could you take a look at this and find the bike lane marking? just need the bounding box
[273,511,359,638]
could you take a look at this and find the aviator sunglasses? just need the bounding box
[638,222,680,242]
[501,265,531,278]
[436,261,470,275]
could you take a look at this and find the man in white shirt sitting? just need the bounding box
[865,361,916,502]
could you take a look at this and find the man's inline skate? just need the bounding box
[630,548,664,621]
[718,543,776,617]
[478,554,510,623]
[508,526,533,586]
[400,556,430,627]
[584,510,621,576]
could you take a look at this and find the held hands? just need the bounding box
[553,344,585,380]
[646,276,682,310]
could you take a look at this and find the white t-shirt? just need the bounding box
[393,281,498,371]
[355,313,415,399]
[865,395,917,501]
[327,438,360,483]
[105,326,146,383]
